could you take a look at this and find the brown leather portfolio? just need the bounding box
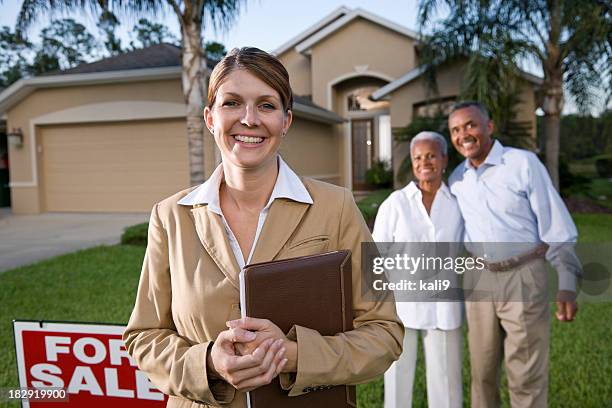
[241,250,356,408]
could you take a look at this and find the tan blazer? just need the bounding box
[123,178,404,408]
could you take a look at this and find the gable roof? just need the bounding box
[293,95,344,123]
[294,8,419,55]
[0,66,182,115]
[273,6,351,56]
[45,43,196,76]
[0,44,343,124]
[0,43,195,115]
[370,65,427,100]
[371,64,544,101]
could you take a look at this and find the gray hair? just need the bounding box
[410,131,448,157]
[449,100,490,120]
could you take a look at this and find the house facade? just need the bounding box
[0,6,541,214]
[275,7,418,190]
[0,45,342,214]
[275,7,541,190]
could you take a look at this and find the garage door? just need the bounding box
[41,119,190,212]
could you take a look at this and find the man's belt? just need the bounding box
[484,244,548,272]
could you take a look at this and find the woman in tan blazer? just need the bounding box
[123,47,403,408]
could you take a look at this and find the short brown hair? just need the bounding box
[207,47,293,112]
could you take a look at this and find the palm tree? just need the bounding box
[418,0,611,189]
[16,0,243,186]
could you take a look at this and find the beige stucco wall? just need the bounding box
[388,62,537,137]
[10,187,40,214]
[278,49,312,97]
[309,17,417,109]
[279,117,340,185]
[388,62,466,128]
[388,62,463,186]
[335,122,350,188]
[387,62,539,186]
[5,79,224,214]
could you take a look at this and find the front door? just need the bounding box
[351,119,375,190]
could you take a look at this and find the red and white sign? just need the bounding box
[13,321,168,407]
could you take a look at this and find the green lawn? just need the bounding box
[0,246,145,408]
[356,189,392,226]
[1,216,612,407]
[573,213,612,242]
[568,157,612,209]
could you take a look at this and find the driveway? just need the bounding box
[0,209,149,273]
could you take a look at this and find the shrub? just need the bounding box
[357,189,393,228]
[595,158,612,178]
[121,222,149,246]
[365,160,393,188]
[559,158,590,197]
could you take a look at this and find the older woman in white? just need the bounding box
[373,131,464,408]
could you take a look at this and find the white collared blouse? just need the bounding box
[373,181,464,330]
[177,155,313,268]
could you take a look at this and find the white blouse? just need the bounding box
[178,156,313,268]
[372,181,464,330]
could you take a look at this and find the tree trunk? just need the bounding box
[543,111,561,189]
[181,21,207,186]
[541,78,564,191]
[541,0,563,191]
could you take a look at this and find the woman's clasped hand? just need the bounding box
[208,317,297,392]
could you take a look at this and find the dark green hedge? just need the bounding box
[595,158,612,178]
[121,222,149,246]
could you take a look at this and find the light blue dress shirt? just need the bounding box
[448,140,581,291]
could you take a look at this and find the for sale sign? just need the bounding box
[13,321,168,407]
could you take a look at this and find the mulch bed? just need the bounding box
[564,197,612,213]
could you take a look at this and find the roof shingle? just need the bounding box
[45,43,216,76]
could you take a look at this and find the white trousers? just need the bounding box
[384,327,463,408]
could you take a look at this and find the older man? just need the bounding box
[447,101,580,408]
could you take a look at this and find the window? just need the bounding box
[413,97,456,118]
[347,87,389,112]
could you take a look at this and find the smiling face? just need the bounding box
[411,139,447,184]
[204,69,292,171]
[448,105,494,167]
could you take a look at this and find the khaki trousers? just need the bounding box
[465,258,550,408]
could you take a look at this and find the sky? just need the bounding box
[0,0,422,53]
[1,0,607,114]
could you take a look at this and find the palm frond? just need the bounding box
[559,0,612,112]
[564,60,602,114]
[418,0,447,30]
[101,0,167,24]
[202,0,244,33]
[16,0,100,34]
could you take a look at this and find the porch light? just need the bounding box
[7,128,24,147]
